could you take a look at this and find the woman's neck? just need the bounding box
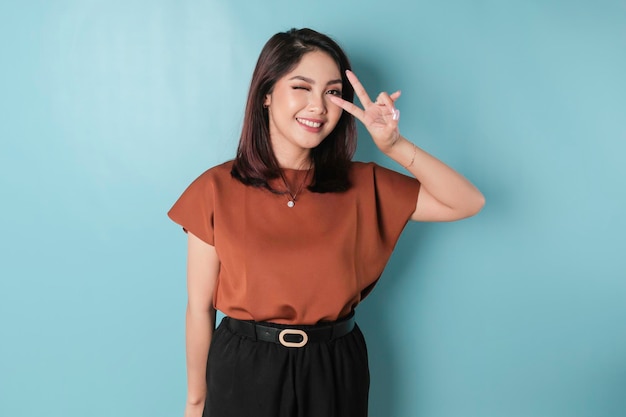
[274,149,313,170]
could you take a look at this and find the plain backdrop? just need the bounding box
[1,1,625,416]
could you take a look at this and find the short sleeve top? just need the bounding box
[168,160,420,324]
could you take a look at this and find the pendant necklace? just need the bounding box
[279,166,311,208]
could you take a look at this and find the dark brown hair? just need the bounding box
[231,28,356,193]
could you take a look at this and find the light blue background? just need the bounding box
[1,1,625,416]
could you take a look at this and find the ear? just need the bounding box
[264,94,271,108]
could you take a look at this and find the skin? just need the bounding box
[328,70,485,221]
[184,232,218,417]
[183,50,485,416]
[264,50,344,169]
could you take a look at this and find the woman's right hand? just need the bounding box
[184,401,205,417]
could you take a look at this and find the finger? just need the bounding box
[375,91,401,106]
[378,91,396,109]
[379,93,400,121]
[375,92,387,106]
[377,91,401,104]
[345,70,373,107]
[328,95,365,121]
[376,92,395,109]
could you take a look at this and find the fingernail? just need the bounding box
[392,109,400,121]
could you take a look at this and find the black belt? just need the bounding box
[224,313,356,348]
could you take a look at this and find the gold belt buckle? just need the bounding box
[278,329,308,348]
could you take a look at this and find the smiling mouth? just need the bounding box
[296,118,323,128]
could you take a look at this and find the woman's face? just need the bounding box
[264,50,344,162]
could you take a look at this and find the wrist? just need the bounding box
[402,143,418,169]
[186,396,205,406]
[379,131,401,154]
[383,137,418,170]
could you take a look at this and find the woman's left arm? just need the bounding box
[383,136,485,221]
[329,70,485,222]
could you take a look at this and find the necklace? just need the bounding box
[279,166,311,208]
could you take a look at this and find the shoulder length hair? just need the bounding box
[231,28,356,193]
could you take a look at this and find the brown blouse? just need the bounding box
[168,160,420,324]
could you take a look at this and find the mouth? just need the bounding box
[296,117,324,131]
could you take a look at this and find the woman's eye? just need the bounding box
[292,86,310,91]
[326,89,342,96]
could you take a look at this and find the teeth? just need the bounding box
[297,118,322,128]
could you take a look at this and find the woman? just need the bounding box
[168,28,484,417]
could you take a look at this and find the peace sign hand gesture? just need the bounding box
[328,70,402,153]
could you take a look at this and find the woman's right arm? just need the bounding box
[184,232,220,416]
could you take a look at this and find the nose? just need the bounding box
[308,94,327,114]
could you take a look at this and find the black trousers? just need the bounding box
[203,316,370,417]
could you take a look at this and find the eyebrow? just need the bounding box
[288,75,343,86]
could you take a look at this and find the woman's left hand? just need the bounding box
[328,70,401,153]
